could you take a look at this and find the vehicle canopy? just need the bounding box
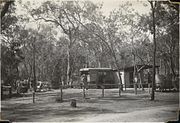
[80,68,120,88]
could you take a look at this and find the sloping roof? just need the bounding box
[80,68,117,72]
[119,65,159,72]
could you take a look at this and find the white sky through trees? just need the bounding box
[15,0,152,41]
[16,0,151,16]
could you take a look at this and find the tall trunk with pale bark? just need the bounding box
[66,48,70,85]
[150,1,156,101]
[66,33,73,86]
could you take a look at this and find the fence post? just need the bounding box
[83,86,86,98]
[102,85,104,98]
[134,83,137,95]
[60,85,63,101]
[125,83,126,91]
[1,86,3,99]
[9,87,12,98]
[119,84,121,97]
[33,91,35,103]
[148,83,151,94]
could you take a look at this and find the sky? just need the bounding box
[15,0,152,40]
[17,0,151,16]
[15,0,152,28]
[96,0,151,15]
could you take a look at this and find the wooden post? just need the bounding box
[119,84,121,97]
[1,86,3,99]
[134,83,137,95]
[102,85,104,98]
[139,72,144,91]
[83,86,86,98]
[125,83,126,91]
[60,85,63,101]
[148,83,151,94]
[9,87,12,98]
[33,91,35,103]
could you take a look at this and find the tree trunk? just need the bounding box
[150,1,156,101]
[164,61,167,75]
[139,71,144,90]
[98,58,101,67]
[133,54,137,90]
[66,47,71,86]
[23,62,29,79]
[170,56,176,77]
[33,37,36,92]
[111,50,123,90]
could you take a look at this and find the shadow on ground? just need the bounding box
[1,89,179,122]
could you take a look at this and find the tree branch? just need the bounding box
[35,16,69,35]
[63,9,76,30]
[1,1,14,19]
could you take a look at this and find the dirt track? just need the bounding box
[1,88,179,122]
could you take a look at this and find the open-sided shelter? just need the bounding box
[119,65,159,88]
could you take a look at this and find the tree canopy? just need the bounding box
[1,0,178,89]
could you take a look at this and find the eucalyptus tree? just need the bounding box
[155,1,179,77]
[148,1,157,100]
[75,2,139,88]
[18,23,60,86]
[0,0,14,19]
[76,2,142,88]
[28,1,101,85]
[139,1,179,99]
[140,1,179,87]
[78,22,111,68]
[1,1,24,88]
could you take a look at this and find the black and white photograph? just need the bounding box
[0,0,179,122]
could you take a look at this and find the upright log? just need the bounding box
[148,83,151,94]
[102,85,104,97]
[33,92,35,103]
[119,84,121,97]
[83,86,86,98]
[134,83,137,95]
[60,85,63,101]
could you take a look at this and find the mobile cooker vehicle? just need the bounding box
[80,68,121,88]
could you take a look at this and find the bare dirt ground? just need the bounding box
[1,88,179,122]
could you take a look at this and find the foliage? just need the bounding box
[1,2,24,87]
[1,0,178,90]
[139,1,179,76]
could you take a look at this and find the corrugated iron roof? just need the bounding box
[119,65,159,72]
[80,68,117,72]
